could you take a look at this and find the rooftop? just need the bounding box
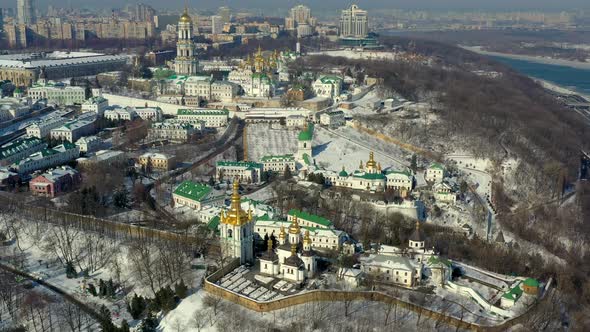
[364,254,415,271]
[0,137,45,160]
[173,181,212,203]
[298,123,314,141]
[32,166,78,183]
[318,75,343,84]
[429,162,444,171]
[0,52,127,69]
[351,171,385,180]
[177,109,229,116]
[502,282,523,301]
[216,160,262,169]
[260,154,294,162]
[287,209,333,228]
[140,152,172,160]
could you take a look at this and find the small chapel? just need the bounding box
[259,216,317,283]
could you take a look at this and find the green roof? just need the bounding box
[177,109,229,116]
[288,209,333,228]
[339,168,348,177]
[302,153,311,165]
[352,171,385,180]
[61,142,77,150]
[14,87,22,93]
[428,256,452,267]
[216,161,262,169]
[430,162,444,170]
[502,282,523,301]
[173,181,212,202]
[0,137,44,159]
[252,72,270,80]
[319,76,343,84]
[298,123,314,141]
[207,216,220,233]
[260,154,294,162]
[523,278,539,288]
[258,213,272,221]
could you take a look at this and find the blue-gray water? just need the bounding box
[488,56,590,96]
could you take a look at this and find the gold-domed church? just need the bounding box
[228,46,277,98]
[259,216,317,283]
[218,180,255,264]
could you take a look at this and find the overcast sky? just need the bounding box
[2,0,589,11]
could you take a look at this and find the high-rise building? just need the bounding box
[133,3,156,23]
[17,0,35,25]
[211,15,224,34]
[289,5,311,25]
[339,4,368,38]
[218,6,231,24]
[174,8,198,76]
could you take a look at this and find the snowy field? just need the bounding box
[158,287,478,332]
[313,126,410,171]
[309,49,399,61]
[246,123,298,162]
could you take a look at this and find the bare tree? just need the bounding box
[191,308,209,331]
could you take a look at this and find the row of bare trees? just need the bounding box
[0,277,96,332]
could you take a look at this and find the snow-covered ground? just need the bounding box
[0,212,205,330]
[309,49,399,61]
[313,126,409,171]
[246,123,298,162]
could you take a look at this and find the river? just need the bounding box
[488,55,590,96]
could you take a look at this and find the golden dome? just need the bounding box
[366,152,377,168]
[179,8,192,23]
[279,225,286,239]
[303,230,311,245]
[220,180,252,226]
[289,216,301,234]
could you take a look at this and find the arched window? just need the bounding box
[228,229,233,238]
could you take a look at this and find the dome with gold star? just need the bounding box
[365,151,377,169]
[220,180,252,226]
[289,216,301,234]
[179,8,192,23]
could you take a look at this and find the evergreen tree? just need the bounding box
[174,279,188,299]
[410,154,418,173]
[113,188,129,208]
[99,279,107,297]
[154,286,176,312]
[119,320,130,332]
[140,312,158,332]
[98,305,116,332]
[65,261,77,278]
[128,294,146,319]
[88,283,97,296]
[107,278,115,297]
[208,176,215,186]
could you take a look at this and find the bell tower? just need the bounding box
[218,180,255,264]
[174,5,198,76]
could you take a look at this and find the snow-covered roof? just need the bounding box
[362,254,416,271]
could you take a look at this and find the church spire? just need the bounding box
[220,179,251,226]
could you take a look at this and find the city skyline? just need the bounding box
[4,0,590,11]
